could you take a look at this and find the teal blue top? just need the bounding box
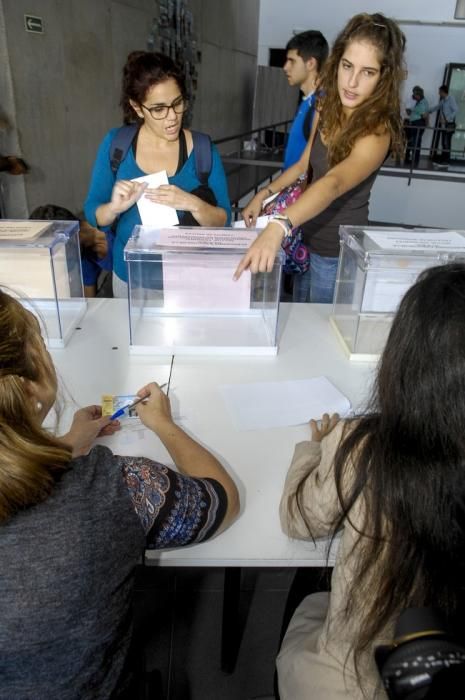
[84,128,231,283]
[408,98,429,122]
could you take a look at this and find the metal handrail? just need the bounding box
[216,120,465,210]
[215,120,464,162]
[213,121,292,215]
[213,120,292,149]
[399,122,464,183]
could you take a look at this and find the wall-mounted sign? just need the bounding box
[24,15,44,34]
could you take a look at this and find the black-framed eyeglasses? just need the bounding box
[140,95,188,120]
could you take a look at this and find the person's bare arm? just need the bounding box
[282,130,390,227]
[95,180,147,226]
[59,406,120,457]
[234,130,390,277]
[135,382,240,532]
[241,118,318,227]
[144,185,227,226]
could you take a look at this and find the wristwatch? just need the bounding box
[270,214,294,238]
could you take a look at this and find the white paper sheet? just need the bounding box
[220,376,351,431]
[233,216,270,230]
[133,171,179,226]
[158,227,257,248]
[0,221,50,240]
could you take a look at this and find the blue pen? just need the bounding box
[110,383,167,420]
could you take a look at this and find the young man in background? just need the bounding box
[283,30,329,168]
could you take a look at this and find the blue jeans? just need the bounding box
[292,252,339,303]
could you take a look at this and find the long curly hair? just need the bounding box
[318,13,406,166]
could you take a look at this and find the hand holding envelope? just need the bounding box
[144,184,198,212]
[132,170,179,226]
[110,179,148,215]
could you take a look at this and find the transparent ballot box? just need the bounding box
[330,226,465,361]
[0,219,86,347]
[124,226,283,355]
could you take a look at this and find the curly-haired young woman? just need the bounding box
[237,13,406,303]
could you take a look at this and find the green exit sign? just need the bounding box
[24,15,44,33]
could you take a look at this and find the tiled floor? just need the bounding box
[131,566,330,699]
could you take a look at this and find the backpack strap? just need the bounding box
[191,130,212,185]
[109,124,138,174]
[109,125,213,184]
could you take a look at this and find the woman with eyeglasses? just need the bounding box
[85,51,231,298]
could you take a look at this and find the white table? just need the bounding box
[50,299,377,568]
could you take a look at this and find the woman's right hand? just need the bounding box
[310,413,340,442]
[61,406,120,457]
[233,221,284,279]
[134,382,173,433]
[241,191,266,227]
[109,179,147,216]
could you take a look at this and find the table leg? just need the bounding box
[221,567,242,673]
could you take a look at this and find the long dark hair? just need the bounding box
[120,51,186,124]
[318,12,406,165]
[298,264,465,670]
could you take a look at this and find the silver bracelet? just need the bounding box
[269,218,289,238]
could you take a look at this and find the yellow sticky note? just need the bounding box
[101,394,114,417]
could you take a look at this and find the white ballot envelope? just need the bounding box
[133,170,179,226]
[233,215,270,229]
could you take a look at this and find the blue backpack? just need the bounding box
[109,125,212,183]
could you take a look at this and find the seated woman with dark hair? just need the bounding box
[0,289,239,699]
[278,264,465,698]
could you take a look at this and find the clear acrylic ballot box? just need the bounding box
[124,226,283,355]
[0,219,86,347]
[330,226,465,361]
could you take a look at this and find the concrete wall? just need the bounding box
[0,1,28,217]
[0,0,259,217]
[190,0,259,142]
[252,66,298,130]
